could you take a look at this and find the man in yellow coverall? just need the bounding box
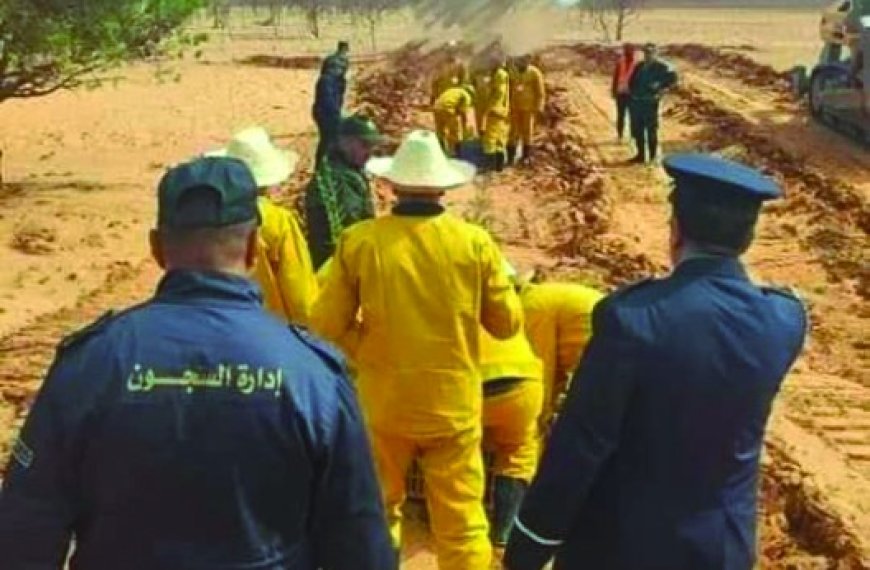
[520,278,604,429]
[433,84,475,155]
[481,54,511,172]
[430,44,469,106]
[508,54,546,166]
[310,130,522,570]
[208,127,318,324]
[479,270,544,547]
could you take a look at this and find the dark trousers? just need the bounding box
[615,93,631,139]
[629,99,660,161]
[314,115,339,166]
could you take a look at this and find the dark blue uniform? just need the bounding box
[0,270,393,570]
[505,256,806,570]
[313,64,347,165]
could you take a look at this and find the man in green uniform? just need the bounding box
[628,43,678,164]
[304,114,381,270]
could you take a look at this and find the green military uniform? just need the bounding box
[628,57,678,163]
[304,115,381,270]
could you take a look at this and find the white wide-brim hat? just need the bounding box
[365,130,476,193]
[207,126,299,188]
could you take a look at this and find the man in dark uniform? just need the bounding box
[313,45,349,166]
[504,153,807,570]
[0,156,394,570]
[628,43,678,164]
[305,114,381,270]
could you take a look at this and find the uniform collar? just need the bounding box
[155,269,263,305]
[391,202,445,217]
[673,256,748,281]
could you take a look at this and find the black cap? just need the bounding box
[338,114,383,143]
[157,157,259,229]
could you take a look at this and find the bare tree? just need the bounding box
[584,0,645,42]
[345,0,403,50]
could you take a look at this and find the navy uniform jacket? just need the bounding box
[0,270,393,570]
[505,257,806,570]
[312,72,346,128]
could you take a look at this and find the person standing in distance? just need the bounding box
[505,154,807,570]
[0,156,394,570]
[628,43,677,164]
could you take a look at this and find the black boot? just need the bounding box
[491,476,528,547]
[648,130,659,163]
[521,145,533,164]
[506,144,517,166]
[494,151,506,173]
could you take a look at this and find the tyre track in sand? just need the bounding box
[554,47,868,565]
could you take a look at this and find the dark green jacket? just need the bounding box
[304,152,374,270]
[629,60,678,103]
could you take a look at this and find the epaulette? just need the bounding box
[761,284,804,304]
[607,277,657,301]
[288,325,348,376]
[58,310,116,352]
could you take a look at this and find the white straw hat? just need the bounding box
[365,130,476,192]
[207,127,299,188]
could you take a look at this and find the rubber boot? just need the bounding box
[648,130,659,164]
[522,144,533,165]
[506,144,517,166]
[491,475,528,547]
[494,151,506,173]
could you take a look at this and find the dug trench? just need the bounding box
[355,44,868,567]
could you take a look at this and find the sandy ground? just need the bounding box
[0,7,868,569]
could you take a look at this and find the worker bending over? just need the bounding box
[433,84,475,155]
[520,278,603,430]
[628,43,678,164]
[304,115,381,270]
[479,265,544,547]
[207,127,318,325]
[481,54,512,172]
[508,55,546,165]
[311,130,522,570]
[505,154,806,570]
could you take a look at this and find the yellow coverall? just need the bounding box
[430,59,469,105]
[471,70,492,136]
[509,65,546,151]
[520,282,604,427]
[433,86,474,154]
[310,210,523,570]
[481,66,511,155]
[480,331,544,482]
[252,197,319,325]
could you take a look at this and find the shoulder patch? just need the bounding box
[608,277,657,300]
[761,284,803,302]
[288,325,348,376]
[58,310,116,352]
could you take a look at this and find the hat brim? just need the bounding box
[204,147,299,188]
[365,157,476,192]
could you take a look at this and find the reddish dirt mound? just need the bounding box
[662,44,793,98]
[238,54,324,70]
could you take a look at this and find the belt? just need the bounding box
[483,377,524,397]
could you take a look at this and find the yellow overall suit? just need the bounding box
[509,64,546,161]
[430,59,469,105]
[471,69,492,136]
[433,86,474,154]
[310,205,522,570]
[252,197,319,325]
[520,282,603,428]
[481,66,511,160]
[480,328,544,546]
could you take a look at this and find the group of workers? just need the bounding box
[0,39,807,570]
[430,44,546,171]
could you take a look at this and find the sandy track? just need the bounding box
[555,48,869,564]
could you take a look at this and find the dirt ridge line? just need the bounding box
[0,259,156,464]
